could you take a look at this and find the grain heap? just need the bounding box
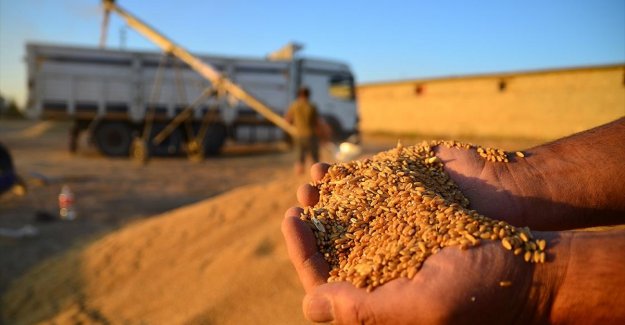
[300,140,546,291]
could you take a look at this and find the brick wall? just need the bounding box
[357,65,625,140]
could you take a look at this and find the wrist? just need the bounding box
[548,228,625,324]
[521,230,573,324]
[434,144,552,228]
[511,119,625,229]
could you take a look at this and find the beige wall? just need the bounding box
[357,66,625,140]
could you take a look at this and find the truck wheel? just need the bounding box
[202,124,227,156]
[148,123,184,156]
[93,121,132,156]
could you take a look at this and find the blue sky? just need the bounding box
[1,0,624,105]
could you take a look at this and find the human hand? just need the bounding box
[435,118,625,231]
[433,145,533,228]
[282,163,554,324]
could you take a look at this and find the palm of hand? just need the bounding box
[434,146,530,227]
[283,163,535,324]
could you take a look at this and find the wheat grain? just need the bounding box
[300,140,546,291]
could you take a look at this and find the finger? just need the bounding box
[297,183,320,207]
[303,278,437,324]
[282,207,329,292]
[303,282,376,324]
[311,162,331,182]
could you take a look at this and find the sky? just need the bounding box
[1,0,624,105]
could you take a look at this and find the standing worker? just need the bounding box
[285,87,320,174]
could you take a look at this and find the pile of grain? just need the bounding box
[2,178,309,325]
[300,141,546,291]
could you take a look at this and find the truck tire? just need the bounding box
[93,121,133,156]
[202,124,227,156]
[148,123,184,156]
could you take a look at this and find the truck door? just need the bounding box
[300,66,357,140]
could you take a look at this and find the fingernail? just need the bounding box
[305,294,333,322]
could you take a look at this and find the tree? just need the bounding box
[0,93,23,119]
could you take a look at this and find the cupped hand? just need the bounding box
[434,145,554,230]
[433,146,523,225]
[282,163,546,324]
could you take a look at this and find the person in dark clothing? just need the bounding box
[0,142,17,194]
[285,87,320,174]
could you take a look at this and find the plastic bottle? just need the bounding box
[58,185,76,220]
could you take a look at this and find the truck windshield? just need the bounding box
[329,74,355,101]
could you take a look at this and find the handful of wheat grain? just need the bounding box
[300,141,546,291]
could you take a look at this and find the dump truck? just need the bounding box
[25,42,358,157]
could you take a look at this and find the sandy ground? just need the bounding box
[3,177,308,324]
[0,121,297,290]
[0,120,544,324]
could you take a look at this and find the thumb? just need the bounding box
[303,282,377,324]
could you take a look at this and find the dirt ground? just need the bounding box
[0,120,544,324]
[0,121,294,290]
